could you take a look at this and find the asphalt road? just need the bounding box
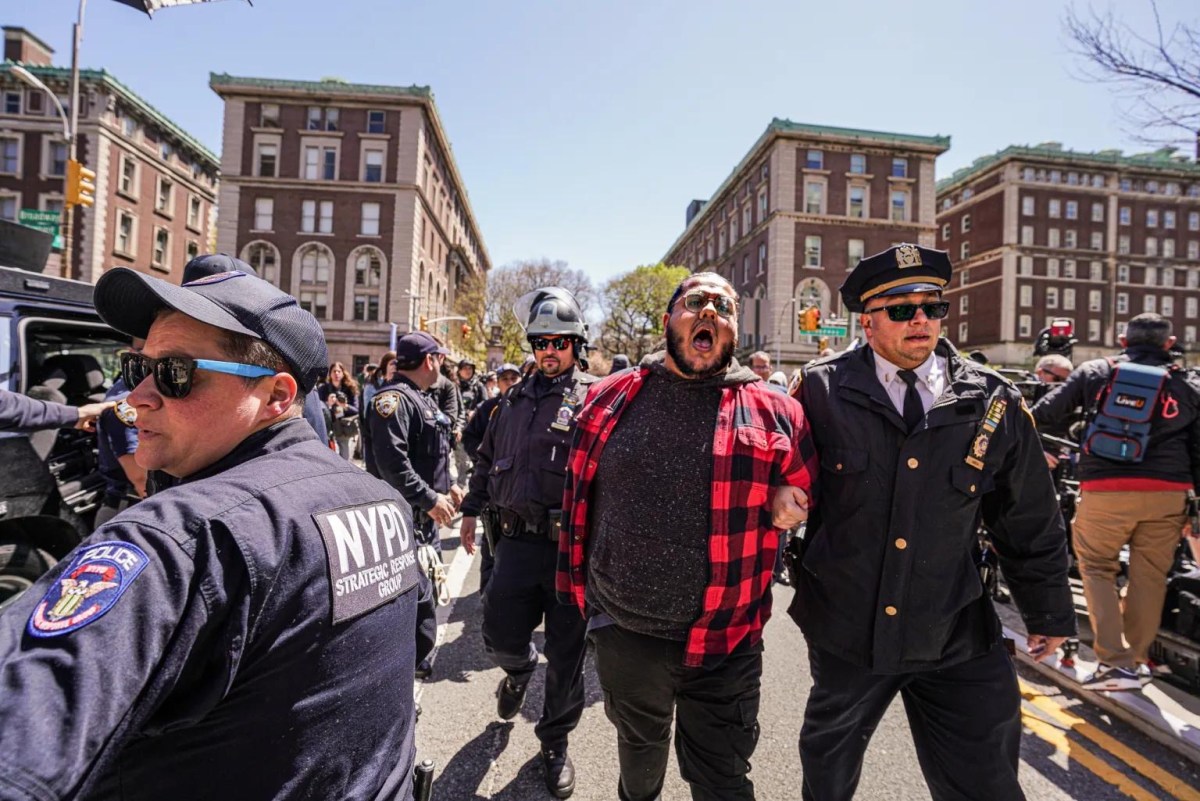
[415,531,1200,801]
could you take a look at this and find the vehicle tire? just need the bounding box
[0,541,57,613]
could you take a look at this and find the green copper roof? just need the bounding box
[662,119,950,261]
[937,143,1200,194]
[210,73,432,100]
[770,118,951,149]
[4,62,218,167]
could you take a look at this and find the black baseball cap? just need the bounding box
[182,253,257,284]
[93,267,328,393]
[497,362,521,377]
[395,332,450,365]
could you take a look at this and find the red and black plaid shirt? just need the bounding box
[557,366,817,668]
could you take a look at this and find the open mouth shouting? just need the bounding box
[691,322,716,355]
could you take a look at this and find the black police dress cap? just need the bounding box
[839,243,953,313]
[182,253,257,284]
[93,267,329,393]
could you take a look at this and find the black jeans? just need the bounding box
[591,625,762,801]
[481,537,586,750]
[800,641,1023,801]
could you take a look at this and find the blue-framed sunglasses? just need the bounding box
[121,352,276,399]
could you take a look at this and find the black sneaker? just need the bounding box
[496,676,528,720]
[541,748,575,799]
[1082,665,1142,692]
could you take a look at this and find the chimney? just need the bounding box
[3,27,54,66]
[686,199,707,226]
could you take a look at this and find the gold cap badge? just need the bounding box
[895,244,922,269]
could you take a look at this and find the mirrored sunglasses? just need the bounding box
[121,352,277,399]
[864,301,950,322]
[529,336,573,352]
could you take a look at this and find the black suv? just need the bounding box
[0,254,130,610]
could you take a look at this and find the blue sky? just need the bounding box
[7,0,1197,284]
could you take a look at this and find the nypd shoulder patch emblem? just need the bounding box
[28,541,149,638]
[374,391,401,418]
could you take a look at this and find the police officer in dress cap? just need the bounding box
[459,287,598,799]
[0,267,435,799]
[790,244,1074,800]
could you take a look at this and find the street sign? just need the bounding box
[816,325,848,337]
[18,209,63,249]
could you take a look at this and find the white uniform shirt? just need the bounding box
[873,350,947,418]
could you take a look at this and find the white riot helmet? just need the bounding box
[513,287,589,343]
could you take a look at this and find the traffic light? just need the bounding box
[797,305,821,332]
[66,159,96,208]
[460,323,472,341]
[419,315,428,331]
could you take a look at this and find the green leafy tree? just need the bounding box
[598,263,691,364]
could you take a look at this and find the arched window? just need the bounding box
[293,243,334,319]
[348,246,386,322]
[240,240,280,285]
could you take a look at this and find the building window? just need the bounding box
[119,156,137,197]
[1187,297,1198,318]
[960,295,969,314]
[1190,269,1200,288]
[300,290,329,319]
[758,190,768,221]
[1091,202,1104,222]
[1047,259,1060,278]
[1164,210,1177,229]
[1189,212,1199,231]
[1118,235,1130,255]
[1021,225,1034,246]
[1119,207,1131,225]
[1117,292,1129,314]
[805,181,824,215]
[1147,180,1159,194]
[187,195,202,230]
[1063,259,1076,278]
[1023,167,1035,181]
[1090,261,1103,281]
[805,149,823,170]
[758,242,767,273]
[1090,231,1104,250]
[122,115,136,138]
[1117,264,1130,283]
[1020,256,1033,275]
[363,148,384,183]
[307,107,322,130]
[961,214,972,234]
[850,153,867,174]
[115,211,135,255]
[1189,241,1199,259]
[942,222,951,240]
[805,235,822,267]
[160,142,172,162]
[741,256,749,285]
[1049,199,1061,218]
[1162,296,1174,316]
[253,197,274,231]
[1046,287,1059,309]
[848,238,864,268]
[256,142,278,177]
[1022,196,1035,216]
[743,204,752,232]
[1020,285,1032,306]
[890,190,909,222]
[1146,266,1157,285]
[155,177,173,215]
[360,201,381,236]
[849,185,867,218]
[301,199,334,234]
[355,250,382,287]
[1163,267,1175,287]
[260,103,280,127]
[299,245,332,285]
[1064,229,1077,249]
[1064,288,1076,310]
[960,242,970,261]
[304,145,338,181]
[367,110,386,134]
[0,136,19,174]
[1065,201,1078,220]
[892,158,908,178]
[1089,290,1102,311]
[1148,209,1159,228]
[4,91,21,114]
[1186,325,1197,344]
[1089,319,1102,342]
[1019,314,1032,337]
[243,242,279,284]
[1048,228,1061,248]
[958,321,968,342]
[1164,239,1176,258]
[26,90,44,114]
[1146,237,1158,256]
[1144,294,1157,313]
[152,228,171,271]
[353,294,380,323]
[45,141,67,177]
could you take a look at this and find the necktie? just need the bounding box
[897,369,924,432]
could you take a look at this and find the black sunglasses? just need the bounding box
[680,290,736,319]
[864,301,950,322]
[121,352,276,399]
[529,336,574,352]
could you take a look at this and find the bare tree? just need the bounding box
[456,258,595,363]
[1064,1,1200,152]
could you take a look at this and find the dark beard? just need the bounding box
[666,323,734,379]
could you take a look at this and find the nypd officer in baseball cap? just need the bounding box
[790,244,1074,800]
[0,267,435,799]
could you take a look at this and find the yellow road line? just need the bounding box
[1019,680,1200,801]
[1020,712,1160,801]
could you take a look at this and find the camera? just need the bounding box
[334,391,348,403]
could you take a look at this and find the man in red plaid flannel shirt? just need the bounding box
[557,272,816,801]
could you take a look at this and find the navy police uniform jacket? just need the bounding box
[370,377,452,516]
[461,366,597,531]
[0,417,436,800]
[96,379,139,503]
[0,388,77,432]
[792,340,1075,674]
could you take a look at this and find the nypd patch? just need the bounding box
[28,541,149,638]
[374,391,401,418]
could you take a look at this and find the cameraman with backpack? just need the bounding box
[1033,313,1200,691]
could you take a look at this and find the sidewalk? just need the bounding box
[997,581,1200,765]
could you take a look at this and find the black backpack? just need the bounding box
[1082,360,1169,463]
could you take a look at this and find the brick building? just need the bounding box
[1,26,218,281]
[210,73,490,373]
[937,142,1200,366]
[662,119,949,369]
